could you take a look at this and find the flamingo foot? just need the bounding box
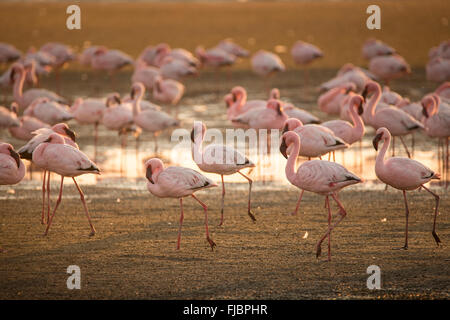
[289,211,298,216]
[89,230,96,237]
[432,231,441,246]
[206,237,216,251]
[315,244,322,258]
[248,210,257,222]
[393,245,408,250]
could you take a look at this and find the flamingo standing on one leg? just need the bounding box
[373,127,441,249]
[291,40,323,84]
[0,143,26,252]
[251,50,285,92]
[144,158,218,250]
[191,121,256,226]
[280,131,363,261]
[32,133,100,236]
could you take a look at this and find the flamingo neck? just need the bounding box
[349,105,365,140]
[285,138,300,185]
[191,132,204,165]
[235,91,247,111]
[13,71,25,107]
[375,135,390,173]
[367,86,381,118]
[132,92,143,118]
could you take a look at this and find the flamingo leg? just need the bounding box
[41,170,47,224]
[46,171,51,224]
[327,196,331,261]
[72,178,96,236]
[411,133,415,158]
[392,136,395,157]
[291,189,304,216]
[421,185,441,246]
[154,133,159,155]
[191,194,216,250]
[177,198,184,250]
[446,137,449,190]
[315,193,347,260]
[94,122,98,163]
[398,190,409,250]
[399,136,411,158]
[359,140,363,173]
[218,175,225,227]
[238,171,256,222]
[44,175,64,236]
[437,139,442,186]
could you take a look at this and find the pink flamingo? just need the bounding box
[132,62,161,91]
[215,39,249,57]
[130,82,179,153]
[251,50,285,89]
[152,75,185,115]
[318,82,356,115]
[426,57,450,83]
[336,63,377,80]
[18,123,77,224]
[368,54,411,85]
[422,94,450,188]
[159,57,197,80]
[434,82,450,101]
[232,99,288,130]
[91,47,133,89]
[0,103,20,129]
[373,127,441,249]
[0,43,21,64]
[319,68,369,93]
[270,88,320,124]
[32,133,99,236]
[40,42,75,93]
[291,40,323,83]
[7,102,49,140]
[24,97,73,125]
[138,43,171,67]
[0,143,25,253]
[157,47,200,68]
[362,80,423,158]
[145,158,218,250]
[195,46,236,69]
[280,131,362,260]
[79,45,104,67]
[361,39,396,60]
[428,40,450,60]
[191,121,256,226]
[282,118,348,215]
[10,63,67,109]
[228,86,266,120]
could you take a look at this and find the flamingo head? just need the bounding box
[372,127,390,151]
[145,158,164,184]
[270,88,280,100]
[224,93,234,109]
[361,80,381,101]
[350,95,365,115]
[130,82,145,100]
[190,121,206,143]
[10,102,19,115]
[43,133,66,145]
[106,93,121,107]
[10,63,25,81]
[280,131,300,159]
[231,86,246,102]
[282,118,303,134]
[0,143,21,168]
[52,123,76,142]
[421,94,437,118]
[267,99,284,115]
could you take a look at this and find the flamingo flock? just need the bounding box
[0,37,448,261]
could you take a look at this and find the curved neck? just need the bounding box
[235,91,247,110]
[285,138,300,185]
[132,92,143,118]
[191,132,204,165]
[375,135,390,172]
[367,86,381,117]
[349,104,365,138]
[13,70,25,106]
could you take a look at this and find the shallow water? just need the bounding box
[0,69,447,192]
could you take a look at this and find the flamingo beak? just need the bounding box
[357,101,364,115]
[130,88,136,99]
[64,127,76,142]
[281,123,289,135]
[9,147,21,168]
[146,165,154,184]
[276,103,283,116]
[190,128,195,143]
[372,133,383,151]
[280,137,288,159]
[232,93,237,103]
[10,68,16,82]
[422,102,429,118]
[361,86,369,101]
[114,95,122,104]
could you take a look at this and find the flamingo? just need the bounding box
[157,48,200,68]
[428,40,450,60]
[152,75,185,115]
[144,158,218,250]
[280,131,362,260]
[434,82,450,102]
[281,118,348,215]
[0,103,20,129]
[215,39,249,57]
[291,41,323,83]
[79,45,104,67]
[159,57,197,80]
[9,113,50,141]
[131,62,161,91]
[270,88,320,124]
[422,94,450,188]
[319,68,369,93]
[373,127,441,249]
[336,63,378,80]
[191,121,256,226]
[361,39,395,60]
[426,57,450,83]
[18,123,78,224]
[10,63,67,109]
[0,143,26,253]
[91,47,133,89]
[368,54,411,85]
[40,42,76,93]
[318,82,356,115]
[130,82,179,153]
[362,80,423,158]
[138,43,171,67]
[0,43,21,64]
[23,97,73,125]
[195,46,236,69]
[231,99,288,130]
[228,86,266,120]
[251,50,285,89]
[32,133,99,236]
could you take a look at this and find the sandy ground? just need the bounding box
[0,183,449,299]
